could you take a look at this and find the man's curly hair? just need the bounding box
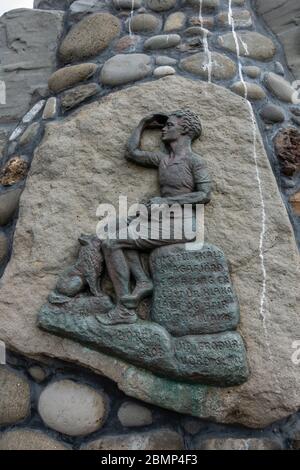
[170,109,202,141]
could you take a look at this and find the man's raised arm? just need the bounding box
[125,114,167,168]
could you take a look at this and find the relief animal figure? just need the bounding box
[56,234,104,298]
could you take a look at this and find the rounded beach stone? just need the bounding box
[146,0,176,12]
[0,430,67,450]
[260,104,285,124]
[153,66,175,77]
[264,72,296,103]
[218,9,252,28]
[28,366,47,383]
[230,82,266,100]
[186,0,219,10]
[48,63,97,94]
[0,368,30,425]
[100,54,152,86]
[129,14,161,34]
[59,13,121,63]
[243,65,261,79]
[180,52,236,80]
[164,12,186,32]
[144,34,181,50]
[38,379,107,436]
[118,401,153,427]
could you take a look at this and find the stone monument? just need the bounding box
[38,109,249,387]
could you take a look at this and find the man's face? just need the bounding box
[162,116,184,143]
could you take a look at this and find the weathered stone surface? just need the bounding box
[274,127,300,176]
[153,66,175,77]
[189,16,214,29]
[48,63,98,94]
[243,65,261,79]
[147,0,176,12]
[19,123,41,147]
[82,428,184,450]
[290,192,300,216]
[218,9,252,28]
[0,430,67,450]
[254,0,300,79]
[218,32,276,60]
[1,77,299,427]
[0,9,64,123]
[230,82,266,101]
[101,54,152,86]
[59,13,121,63]
[38,380,107,436]
[61,84,100,112]
[184,26,212,37]
[43,98,57,120]
[260,105,285,124]
[0,368,30,425]
[0,231,8,264]
[129,14,161,34]
[0,187,22,226]
[164,12,186,32]
[144,34,181,50]
[265,73,296,103]
[193,437,283,450]
[186,0,219,10]
[118,401,153,427]
[180,52,236,80]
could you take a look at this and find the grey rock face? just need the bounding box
[38,380,107,436]
[0,9,64,123]
[100,54,152,86]
[254,0,300,79]
[0,368,30,425]
[144,34,181,50]
[48,63,98,94]
[70,0,108,20]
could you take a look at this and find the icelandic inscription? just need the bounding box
[150,244,240,337]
